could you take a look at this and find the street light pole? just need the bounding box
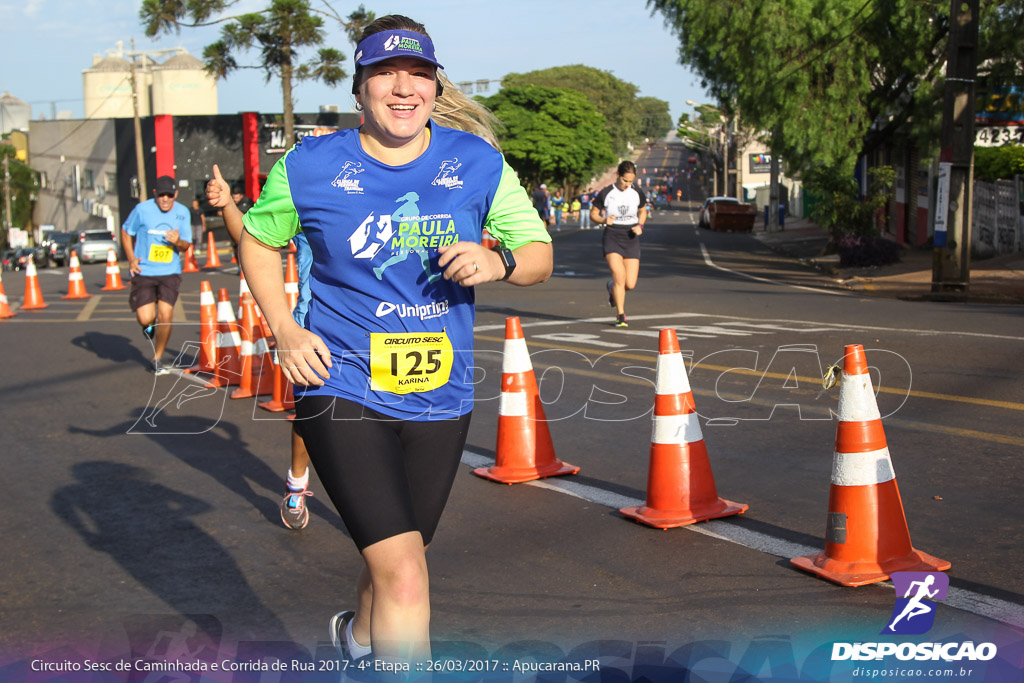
[932,0,978,297]
[768,124,782,232]
[129,39,148,202]
[2,155,12,235]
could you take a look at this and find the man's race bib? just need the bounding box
[369,330,453,394]
[149,244,174,263]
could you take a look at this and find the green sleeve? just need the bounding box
[242,149,300,248]
[484,160,551,251]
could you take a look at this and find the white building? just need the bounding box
[0,92,31,134]
[82,43,217,120]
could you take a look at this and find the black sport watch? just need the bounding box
[498,248,516,281]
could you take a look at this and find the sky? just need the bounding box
[1,0,711,124]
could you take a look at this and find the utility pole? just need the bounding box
[768,125,782,231]
[2,155,12,244]
[129,39,148,202]
[932,0,979,297]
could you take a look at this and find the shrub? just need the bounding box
[974,145,1024,181]
[836,234,902,268]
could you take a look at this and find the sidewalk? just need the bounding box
[753,217,1024,304]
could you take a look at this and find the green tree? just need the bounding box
[635,97,674,140]
[0,145,40,248]
[502,65,641,155]
[482,85,615,192]
[650,0,1024,174]
[141,0,373,146]
[974,145,1024,181]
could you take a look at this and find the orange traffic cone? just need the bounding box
[237,270,266,325]
[182,243,200,273]
[185,281,218,375]
[204,287,243,388]
[101,248,126,290]
[481,229,499,250]
[284,250,299,312]
[238,271,252,316]
[620,329,748,528]
[258,350,295,412]
[203,231,223,269]
[231,294,275,399]
[62,251,91,299]
[473,316,579,484]
[0,271,15,318]
[790,344,951,586]
[21,260,48,310]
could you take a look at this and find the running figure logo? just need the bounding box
[372,191,440,283]
[882,572,949,635]
[332,161,365,194]
[432,158,463,189]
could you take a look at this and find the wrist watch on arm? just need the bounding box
[498,248,516,281]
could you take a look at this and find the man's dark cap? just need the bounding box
[154,176,177,194]
[231,182,245,195]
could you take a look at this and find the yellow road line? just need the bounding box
[476,334,1024,413]
[75,295,102,321]
[173,297,188,323]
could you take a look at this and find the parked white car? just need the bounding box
[72,230,120,264]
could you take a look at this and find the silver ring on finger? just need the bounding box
[473,262,479,272]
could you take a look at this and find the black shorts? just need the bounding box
[294,395,472,551]
[603,226,641,259]
[129,274,182,311]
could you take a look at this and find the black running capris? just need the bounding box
[294,395,472,551]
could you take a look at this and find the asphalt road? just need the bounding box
[1,143,1022,682]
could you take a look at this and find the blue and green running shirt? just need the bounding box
[243,123,550,420]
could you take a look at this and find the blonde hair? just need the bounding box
[432,73,502,150]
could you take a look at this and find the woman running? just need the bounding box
[592,160,647,327]
[213,14,552,666]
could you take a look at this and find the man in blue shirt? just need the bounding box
[120,175,192,375]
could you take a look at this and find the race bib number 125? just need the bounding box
[370,330,453,394]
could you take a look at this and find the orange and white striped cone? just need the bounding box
[235,269,269,330]
[0,271,15,319]
[21,260,48,310]
[204,287,243,388]
[62,251,91,300]
[101,248,126,290]
[481,229,499,250]
[231,293,275,399]
[620,328,748,528]
[284,251,299,312]
[203,230,223,269]
[182,243,200,273]
[185,281,218,375]
[473,316,579,484]
[237,271,252,317]
[257,350,295,412]
[790,344,951,586]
